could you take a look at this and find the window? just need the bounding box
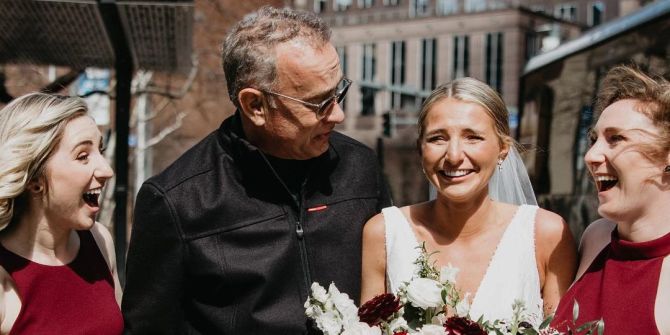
[410,0,430,17]
[362,43,376,82]
[334,0,352,11]
[588,2,604,26]
[336,46,348,111]
[361,43,376,116]
[314,0,327,13]
[464,0,486,12]
[337,46,348,78]
[383,0,399,6]
[390,41,406,109]
[437,0,458,15]
[485,32,503,93]
[359,0,374,8]
[452,35,469,79]
[525,31,541,60]
[421,38,437,91]
[555,3,577,21]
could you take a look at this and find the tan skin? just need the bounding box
[238,39,345,160]
[361,98,577,317]
[580,99,670,334]
[0,116,120,334]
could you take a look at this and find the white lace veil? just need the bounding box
[488,147,537,206]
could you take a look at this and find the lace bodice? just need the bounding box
[383,205,543,325]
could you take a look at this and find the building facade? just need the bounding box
[288,0,651,205]
[519,0,669,238]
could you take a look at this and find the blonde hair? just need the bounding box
[0,93,88,231]
[417,77,515,150]
[595,65,670,163]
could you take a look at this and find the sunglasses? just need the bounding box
[261,78,352,119]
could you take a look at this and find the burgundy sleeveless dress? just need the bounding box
[552,228,670,334]
[0,230,123,334]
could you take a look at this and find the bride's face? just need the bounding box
[420,97,507,203]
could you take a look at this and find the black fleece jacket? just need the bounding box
[122,113,392,334]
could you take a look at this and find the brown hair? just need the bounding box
[595,65,670,163]
[222,6,331,110]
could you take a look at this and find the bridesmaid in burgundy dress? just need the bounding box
[0,93,123,334]
[552,65,670,334]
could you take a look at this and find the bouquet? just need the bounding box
[304,243,603,335]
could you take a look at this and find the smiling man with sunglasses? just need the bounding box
[123,6,392,335]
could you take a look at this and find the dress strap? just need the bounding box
[382,206,421,294]
[469,204,543,326]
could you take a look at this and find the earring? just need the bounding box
[664,165,670,173]
[497,159,503,172]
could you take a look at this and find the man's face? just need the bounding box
[258,40,345,160]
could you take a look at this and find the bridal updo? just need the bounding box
[0,93,88,231]
[417,77,514,151]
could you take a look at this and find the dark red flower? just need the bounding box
[358,293,402,326]
[443,316,487,335]
[392,332,408,335]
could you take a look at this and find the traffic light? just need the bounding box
[382,112,391,137]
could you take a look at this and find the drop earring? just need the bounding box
[497,159,503,171]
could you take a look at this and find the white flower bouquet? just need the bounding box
[304,243,604,335]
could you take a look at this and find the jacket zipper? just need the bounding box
[257,152,313,300]
[295,194,312,297]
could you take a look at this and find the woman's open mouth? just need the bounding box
[83,188,102,207]
[595,175,618,192]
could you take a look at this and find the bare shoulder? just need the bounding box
[0,264,21,334]
[532,207,577,273]
[90,221,114,242]
[579,218,615,253]
[656,256,670,335]
[575,218,615,280]
[534,207,571,242]
[89,222,117,268]
[363,211,386,242]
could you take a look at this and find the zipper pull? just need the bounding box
[296,221,304,239]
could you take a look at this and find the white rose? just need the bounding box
[455,293,471,317]
[341,322,382,335]
[418,324,447,335]
[439,263,459,283]
[311,282,329,304]
[305,303,320,318]
[316,310,343,335]
[329,288,359,327]
[406,278,443,309]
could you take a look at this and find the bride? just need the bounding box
[361,78,577,324]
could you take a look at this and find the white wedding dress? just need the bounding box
[383,205,544,325]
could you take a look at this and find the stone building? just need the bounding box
[519,0,670,238]
[288,0,632,204]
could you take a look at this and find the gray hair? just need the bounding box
[0,93,88,231]
[221,6,331,109]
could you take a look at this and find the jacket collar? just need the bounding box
[216,111,340,205]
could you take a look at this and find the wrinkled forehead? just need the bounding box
[274,40,341,90]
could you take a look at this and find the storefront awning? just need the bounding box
[0,0,193,73]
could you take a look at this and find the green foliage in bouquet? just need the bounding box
[305,242,605,335]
